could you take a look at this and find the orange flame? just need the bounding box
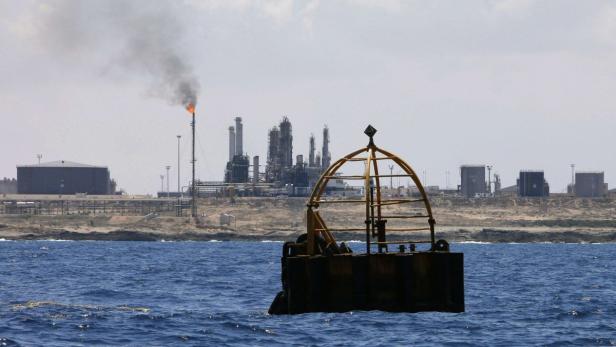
[186,103,195,114]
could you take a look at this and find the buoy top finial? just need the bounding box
[364,125,377,146]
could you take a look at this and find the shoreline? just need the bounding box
[1,228,615,243]
[2,196,615,243]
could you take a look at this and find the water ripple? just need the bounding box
[1,242,615,345]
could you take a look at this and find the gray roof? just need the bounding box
[500,184,518,192]
[18,160,107,169]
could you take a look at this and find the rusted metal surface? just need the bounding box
[305,125,436,254]
[269,125,464,314]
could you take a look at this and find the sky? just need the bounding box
[1,0,615,194]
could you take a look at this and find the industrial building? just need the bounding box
[575,172,608,197]
[17,160,112,195]
[518,170,549,197]
[264,117,331,194]
[460,165,486,198]
[224,117,251,183]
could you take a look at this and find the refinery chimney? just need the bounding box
[253,156,260,184]
[228,126,236,161]
[309,134,315,167]
[235,117,243,156]
[322,125,330,168]
[279,117,293,168]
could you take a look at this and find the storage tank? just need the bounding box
[518,171,549,197]
[460,165,486,198]
[575,172,606,197]
[17,160,111,195]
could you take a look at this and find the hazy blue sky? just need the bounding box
[1,0,615,194]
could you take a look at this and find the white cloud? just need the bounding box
[593,4,616,45]
[301,0,320,35]
[5,3,53,40]
[262,0,294,22]
[345,0,402,12]
[489,0,534,15]
[185,0,252,11]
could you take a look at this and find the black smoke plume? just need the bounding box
[38,0,199,108]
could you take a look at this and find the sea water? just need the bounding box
[1,241,615,346]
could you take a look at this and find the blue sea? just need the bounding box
[1,241,615,346]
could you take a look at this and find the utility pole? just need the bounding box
[388,165,394,189]
[177,135,181,196]
[160,175,164,193]
[36,154,42,164]
[487,165,492,194]
[165,166,171,197]
[446,170,450,189]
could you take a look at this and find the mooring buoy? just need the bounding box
[269,125,464,314]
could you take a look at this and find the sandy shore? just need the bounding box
[1,196,615,243]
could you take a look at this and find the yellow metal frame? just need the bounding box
[306,133,436,255]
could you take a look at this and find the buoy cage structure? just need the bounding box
[269,125,464,314]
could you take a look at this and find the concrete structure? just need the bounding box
[460,165,486,198]
[0,178,18,194]
[235,117,243,156]
[225,117,250,183]
[228,126,236,161]
[575,172,607,197]
[518,171,549,197]
[17,160,111,195]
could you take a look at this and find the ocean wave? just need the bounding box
[2,241,616,345]
[11,300,149,313]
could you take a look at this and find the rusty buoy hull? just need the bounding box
[269,126,465,315]
[269,252,464,314]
